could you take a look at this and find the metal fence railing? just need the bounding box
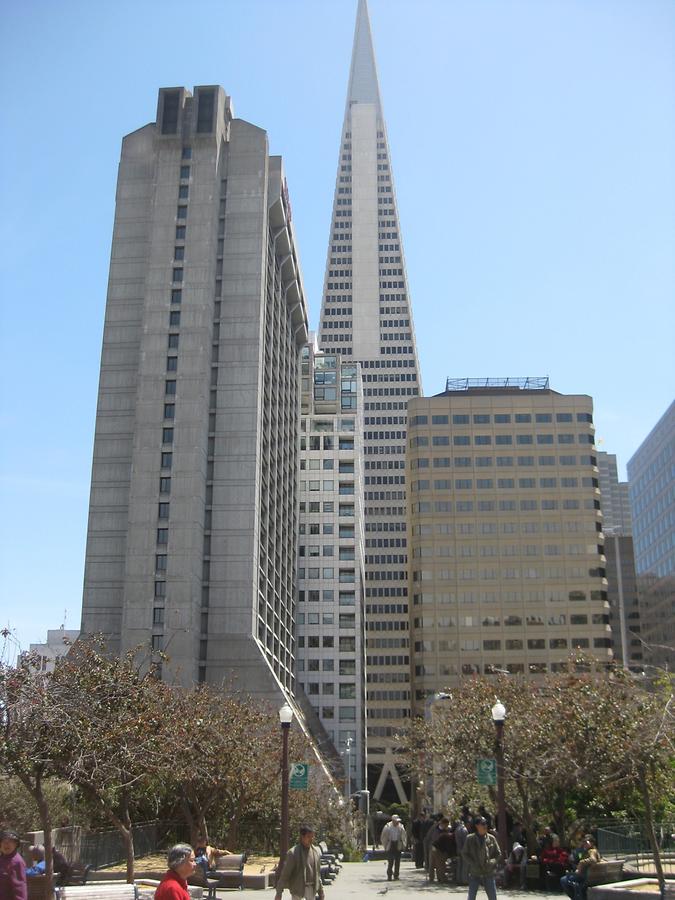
[597,823,675,859]
[79,821,189,870]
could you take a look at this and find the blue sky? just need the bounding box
[1,0,673,655]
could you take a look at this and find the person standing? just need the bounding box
[462,816,501,900]
[455,817,469,885]
[429,818,454,884]
[275,825,324,900]
[411,811,429,869]
[0,830,27,900]
[380,814,407,882]
[154,844,195,900]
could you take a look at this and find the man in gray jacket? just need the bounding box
[462,816,501,900]
[275,825,324,900]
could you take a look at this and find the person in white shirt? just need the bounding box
[381,815,407,881]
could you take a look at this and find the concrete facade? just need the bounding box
[24,628,80,673]
[627,400,675,670]
[82,86,308,701]
[317,0,422,803]
[406,381,613,710]
[296,337,367,791]
[597,452,633,535]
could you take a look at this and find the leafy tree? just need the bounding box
[0,653,67,891]
[49,637,174,882]
[398,664,674,868]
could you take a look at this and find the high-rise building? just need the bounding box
[296,337,367,791]
[595,452,641,668]
[81,86,309,702]
[317,0,422,801]
[627,400,675,669]
[407,378,613,709]
[597,452,633,535]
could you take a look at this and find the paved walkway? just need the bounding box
[244,860,554,899]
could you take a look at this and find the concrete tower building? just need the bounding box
[81,86,308,701]
[597,452,633,535]
[296,337,367,791]
[595,451,641,668]
[627,400,675,669]
[406,378,613,710]
[317,0,422,801]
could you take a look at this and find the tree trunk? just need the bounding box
[637,766,665,891]
[120,797,135,884]
[19,770,54,894]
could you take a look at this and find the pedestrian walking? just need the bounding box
[275,824,324,900]
[462,816,501,900]
[380,814,407,881]
[0,830,26,900]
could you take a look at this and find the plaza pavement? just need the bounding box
[238,860,553,899]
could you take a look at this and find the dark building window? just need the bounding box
[161,91,180,134]
[197,89,215,133]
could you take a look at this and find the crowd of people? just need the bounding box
[1,816,604,900]
[407,808,602,898]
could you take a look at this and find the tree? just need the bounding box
[0,654,64,892]
[398,663,675,864]
[49,637,173,882]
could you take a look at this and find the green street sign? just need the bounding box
[290,762,309,790]
[477,757,497,785]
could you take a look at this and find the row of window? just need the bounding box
[411,453,596,467]
[412,566,606,580]
[413,499,600,513]
[412,590,607,604]
[412,613,606,630]
[411,413,594,425]
[411,477,593,490]
[411,434,595,447]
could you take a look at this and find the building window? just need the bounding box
[169,311,181,326]
[157,528,168,544]
[164,404,175,420]
[158,502,170,519]
[161,452,172,468]
[153,607,164,625]
[159,477,171,494]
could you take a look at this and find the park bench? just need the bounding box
[56,883,138,900]
[203,853,247,894]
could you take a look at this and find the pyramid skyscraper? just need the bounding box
[318,0,421,801]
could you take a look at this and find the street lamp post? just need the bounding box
[278,702,293,871]
[491,700,508,861]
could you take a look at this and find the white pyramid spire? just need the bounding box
[346,0,382,108]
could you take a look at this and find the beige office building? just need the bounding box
[407,379,612,711]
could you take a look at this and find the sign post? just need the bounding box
[476,757,497,786]
[289,762,309,790]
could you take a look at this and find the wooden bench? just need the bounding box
[204,854,247,894]
[56,883,138,900]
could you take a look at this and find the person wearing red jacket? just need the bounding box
[154,845,196,900]
[0,830,27,900]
